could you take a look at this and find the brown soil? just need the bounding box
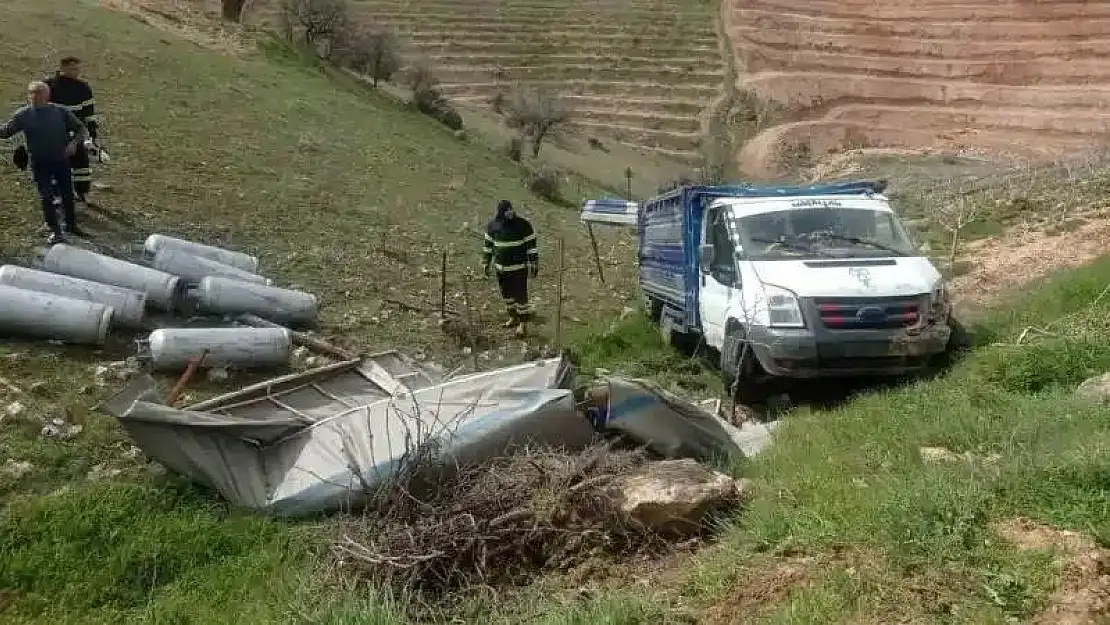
[702,556,821,624]
[97,0,252,54]
[726,0,1110,177]
[948,211,1110,308]
[346,0,727,161]
[996,518,1110,625]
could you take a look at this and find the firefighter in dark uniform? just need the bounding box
[45,56,99,207]
[483,200,539,336]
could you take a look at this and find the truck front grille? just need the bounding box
[814,296,921,330]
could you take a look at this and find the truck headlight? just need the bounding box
[765,284,805,328]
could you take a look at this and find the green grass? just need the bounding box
[0,0,636,621]
[566,257,1110,621]
[675,255,1110,622]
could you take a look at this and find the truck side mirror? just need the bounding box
[698,244,713,272]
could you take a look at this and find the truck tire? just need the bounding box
[947,315,971,353]
[661,321,698,356]
[720,325,746,391]
[720,324,768,404]
[930,315,972,371]
[641,293,662,322]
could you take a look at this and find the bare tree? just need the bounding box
[405,58,439,93]
[933,192,980,269]
[364,30,403,87]
[279,0,349,47]
[333,27,403,86]
[221,0,249,22]
[504,86,571,158]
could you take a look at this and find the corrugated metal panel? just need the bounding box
[580,198,639,226]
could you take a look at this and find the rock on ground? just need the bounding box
[996,518,1110,625]
[2,459,33,479]
[612,459,747,536]
[1076,373,1110,404]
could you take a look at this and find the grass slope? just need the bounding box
[236,0,723,162]
[0,1,632,622]
[0,0,637,359]
[574,259,1110,622]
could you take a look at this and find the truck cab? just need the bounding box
[588,180,955,401]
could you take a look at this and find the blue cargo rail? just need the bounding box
[638,180,889,333]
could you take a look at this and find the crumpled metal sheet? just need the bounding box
[587,377,776,462]
[107,355,596,516]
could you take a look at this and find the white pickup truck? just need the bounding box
[582,180,957,402]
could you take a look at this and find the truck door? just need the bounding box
[698,206,739,349]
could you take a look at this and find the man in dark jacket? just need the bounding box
[1,81,87,244]
[482,200,539,336]
[45,56,99,204]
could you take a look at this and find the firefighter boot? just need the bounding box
[502,306,520,328]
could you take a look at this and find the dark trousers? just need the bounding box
[69,146,92,198]
[497,269,533,320]
[31,159,76,236]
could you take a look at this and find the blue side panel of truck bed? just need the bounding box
[638,180,888,331]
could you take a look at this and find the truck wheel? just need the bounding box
[721,325,768,404]
[641,294,662,322]
[931,315,972,371]
[720,326,746,391]
[947,315,971,353]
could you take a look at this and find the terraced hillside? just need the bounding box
[354,0,726,163]
[726,0,1110,177]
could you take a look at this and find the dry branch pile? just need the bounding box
[333,444,678,598]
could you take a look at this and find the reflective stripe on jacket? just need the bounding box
[483,216,538,273]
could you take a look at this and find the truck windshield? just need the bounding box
[735,207,916,260]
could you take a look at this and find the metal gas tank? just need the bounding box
[150,248,271,287]
[142,327,293,371]
[0,264,147,329]
[42,244,182,311]
[0,284,114,344]
[144,234,259,274]
[194,276,318,327]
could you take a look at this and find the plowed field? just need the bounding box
[726,0,1110,176]
[354,0,727,163]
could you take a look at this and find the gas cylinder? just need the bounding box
[42,244,182,311]
[139,327,293,371]
[194,276,318,326]
[143,234,259,274]
[0,265,147,329]
[0,284,114,344]
[150,248,271,286]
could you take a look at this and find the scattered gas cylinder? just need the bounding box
[143,234,259,274]
[150,248,270,286]
[42,244,182,311]
[0,264,147,329]
[139,327,293,371]
[0,284,114,345]
[194,276,318,326]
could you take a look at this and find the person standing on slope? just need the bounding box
[45,56,101,207]
[0,81,88,244]
[482,199,539,337]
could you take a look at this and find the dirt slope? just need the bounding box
[726,0,1110,177]
[322,0,726,164]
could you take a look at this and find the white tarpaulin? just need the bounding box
[108,356,597,516]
